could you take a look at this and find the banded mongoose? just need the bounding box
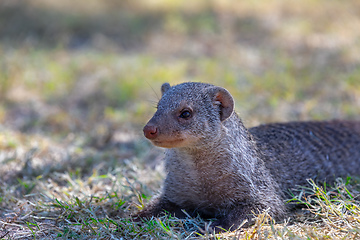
[138,82,360,231]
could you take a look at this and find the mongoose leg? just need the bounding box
[210,205,254,232]
[134,196,188,220]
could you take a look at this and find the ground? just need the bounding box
[1,0,360,239]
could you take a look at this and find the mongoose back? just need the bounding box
[137,82,360,231]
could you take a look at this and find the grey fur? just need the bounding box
[137,82,360,231]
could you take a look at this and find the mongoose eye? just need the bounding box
[179,110,192,119]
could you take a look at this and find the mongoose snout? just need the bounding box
[143,125,158,139]
[136,81,360,232]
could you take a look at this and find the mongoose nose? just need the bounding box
[143,125,158,139]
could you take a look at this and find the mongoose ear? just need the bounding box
[161,83,171,96]
[209,87,234,121]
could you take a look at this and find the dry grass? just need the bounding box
[1,0,360,239]
[1,139,360,239]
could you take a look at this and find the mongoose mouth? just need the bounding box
[152,138,185,148]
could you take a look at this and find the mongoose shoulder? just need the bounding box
[137,82,360,231]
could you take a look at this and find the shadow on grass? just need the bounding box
[0,0,162,49]
[1,0,276,52]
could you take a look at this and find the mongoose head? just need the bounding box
[143,82,234,148]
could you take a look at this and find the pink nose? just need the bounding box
[143,125,158,139]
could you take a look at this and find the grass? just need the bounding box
[2,164,360,239]
[1,0,360,239]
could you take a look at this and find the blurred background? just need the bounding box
[1,0,360,137]
[0,0,360,177]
